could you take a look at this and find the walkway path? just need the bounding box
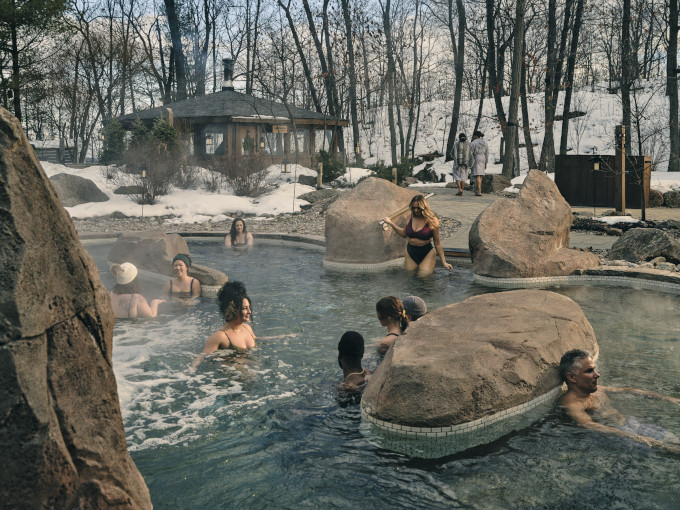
[413,186,678,253]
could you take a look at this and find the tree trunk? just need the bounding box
[560,0,585,155]
[521,49,537,170]
[341,0,361,161]
[502,0,526,179]
[10,22,22,122]
[164,0,187,100]
[539,0,558,172]
[486,0,507,140]
[668,0,679,171]
[621,0,632,154]
[382,0,398,166]
[445,0,467,162]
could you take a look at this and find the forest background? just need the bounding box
[1,0,679,178]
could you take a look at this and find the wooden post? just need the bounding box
[317,162,323,189]
[615,125,626,214]
[392,167,397,184]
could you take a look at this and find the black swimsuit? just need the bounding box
[169,278,196,299]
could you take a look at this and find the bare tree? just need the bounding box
[667,0,679,171]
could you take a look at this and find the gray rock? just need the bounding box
[481,174,512,193]
[362,289,598,428]
[298,174,318,187]
[650,256,666,265]
[663,190,680,208]
[469,170,601,277]
[108,230,190,276]
[114,185,144,195]
[656,262,677,272]
[649,188,664,207]
[324,177,417,265]
[49,172,109,206]
[297,188,340,204]
[0,107,151,508]
[608,228,680,264]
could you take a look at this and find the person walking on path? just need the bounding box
[451,133,473,196]
[470,131,489,196]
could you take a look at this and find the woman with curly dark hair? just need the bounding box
[202,281,255,353]
[376,296,408,356]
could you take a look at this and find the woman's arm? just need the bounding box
[192,279,202,298]
[432,223,453,271]
[246,232,254,246]
[224,234,232,247]
[135,296,166,318]
[377,334,398,356]
[382,215,408,238]
[162,280,171,298]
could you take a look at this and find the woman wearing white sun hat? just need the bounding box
[109,262,166,319]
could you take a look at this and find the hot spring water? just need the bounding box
[85,240,680,508]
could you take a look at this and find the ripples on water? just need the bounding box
[86,241,680,509]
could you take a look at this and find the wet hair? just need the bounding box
[338,331,365,358]
[473,130,484,138]
[376,296,408,332]
[111,279,141,295]
[217,280,251,322]
[559,349,590,382]
[458,133,467,141]
[409,194,437,228]
[229,217,248,240]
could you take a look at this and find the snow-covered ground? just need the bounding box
[41,82,680,225]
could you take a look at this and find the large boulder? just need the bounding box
[107,230,227,289]
[608,227,680,264]
[108,230,190,276]
[362,289,598,429]
[49,172,109,207]
[664,190,680,208]
[0,107,151,507]
[324,177,418,267]
[469,170,600,277]
[481,174,512,193]
[648,188,664,208]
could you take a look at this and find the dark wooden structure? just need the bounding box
[554,154,651,209]
[117,89,347,168]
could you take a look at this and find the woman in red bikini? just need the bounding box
[382,194,453,276]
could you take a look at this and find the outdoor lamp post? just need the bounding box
[140,164,148,218]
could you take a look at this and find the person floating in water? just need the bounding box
[382,194,453,276]
[225,217,254,249]
[559,349,680,453]
[376,296,408,356]
[337,331,371,393]
[401,295,427,323]
[109,262,166,319]
[163,254,201,303]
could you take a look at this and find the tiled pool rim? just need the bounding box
[80,231,679,456]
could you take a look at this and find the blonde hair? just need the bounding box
[410,195,438,228]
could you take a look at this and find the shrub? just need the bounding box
[122,118,185,204]
[100,119,125,164]
[368,159,415,184]
[209,154,273,197]
[317,150,345,183]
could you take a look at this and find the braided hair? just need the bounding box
[376,296,408,332]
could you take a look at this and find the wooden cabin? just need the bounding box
[117,87,347,168]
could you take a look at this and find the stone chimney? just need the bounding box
[222,58,235,91]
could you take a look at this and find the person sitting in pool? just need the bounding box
[163,254,201,302]
[382,194,453,276]
[109,262,166,319]
[559,349,680,453]
[402,295,427,323]
[338,331,372,393]
[376,296,408,356]
[225,217,253,249]
[192,281,298,369]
